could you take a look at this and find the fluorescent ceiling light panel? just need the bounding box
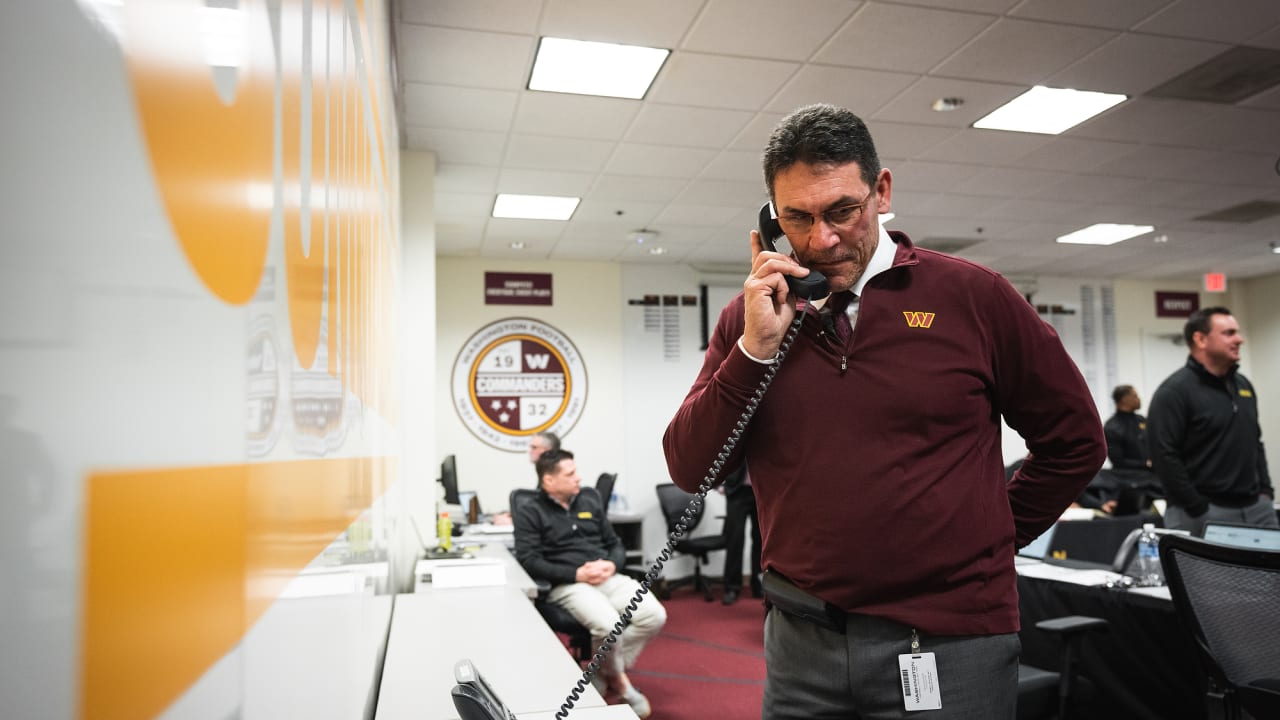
[1056,223,1154,246]
[973,86,1127,135]
[492,193,580,220]
[529,37,668,99]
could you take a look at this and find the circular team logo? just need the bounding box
[451,317,588,452]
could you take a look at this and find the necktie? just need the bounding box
[828,291,855,343]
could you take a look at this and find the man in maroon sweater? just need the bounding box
[663,104,1106,719]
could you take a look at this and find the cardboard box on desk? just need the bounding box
[416,557,506,589]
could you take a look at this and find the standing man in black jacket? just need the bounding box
[1148,307,1276,533]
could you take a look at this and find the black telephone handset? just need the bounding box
[758,202,830,300]
[451,659,517,720]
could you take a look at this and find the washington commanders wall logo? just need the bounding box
[451,318,588,452]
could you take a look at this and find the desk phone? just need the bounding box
[451,659,516,720]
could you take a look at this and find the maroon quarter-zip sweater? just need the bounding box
[663,232,1105,635]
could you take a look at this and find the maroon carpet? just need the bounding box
[624,587,767,720]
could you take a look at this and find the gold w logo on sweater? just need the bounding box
[903,311,936,329]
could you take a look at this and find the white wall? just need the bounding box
[1238,273,1280,452]
[399,150,437,589]
[434,257,626,518]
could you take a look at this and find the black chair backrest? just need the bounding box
[510,486,601,519]
[509,487,537,518]
[1159,533,1280,692]
[596,473,617,513]
[655,483,704,534]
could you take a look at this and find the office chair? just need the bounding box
[1016,615,1108,720]
[654,482,727,602]
[508,487,595,663]
[1159,533,1280,720]
[596,472,617,514]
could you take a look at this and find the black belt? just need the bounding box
[761,570,846,633]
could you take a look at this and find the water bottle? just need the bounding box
[437,511,453,552]
[1132,523,1163,587]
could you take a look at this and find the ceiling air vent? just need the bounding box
[1147,46,1280,104]
[1192,199,1280,223]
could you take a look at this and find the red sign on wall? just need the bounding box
[1155,291,1199,318]
[485,272,552,305]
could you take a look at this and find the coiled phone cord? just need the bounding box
[555,308,808,718]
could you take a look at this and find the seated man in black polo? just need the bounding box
[513,449,666,718]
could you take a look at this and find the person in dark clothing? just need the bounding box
[1104,385,1151,473]
[1148,307,1276,534]
[719,462,761,606]
[1095,384,1162,514]
[663,104,1106,719]
[513,449,665,718]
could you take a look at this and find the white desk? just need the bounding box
[374,587,608,720]
[415,544,537,598]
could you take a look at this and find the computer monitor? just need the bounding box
[438,454,460,506]
[1201,522,1280,551]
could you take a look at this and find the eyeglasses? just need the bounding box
[777,191,874,236]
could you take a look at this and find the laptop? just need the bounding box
[1201,522,1280,551]
[1017,524,1057,561]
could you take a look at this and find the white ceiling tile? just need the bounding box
[625,105,755,148]
[865,122,959,162]
[917,128,1051,166]
[1008,0,1175,30]
[397,26,534,89]
[889,160,985,193]
[655,204,743,227]
[1167,107,1280,154]
[434,164,500,194]
[402,83,518,131]
[701,150,767,183]
[1135,0,1280,44]
[908,193,1006,218]
[605,143,718,178]
[1012,137,1141,173]
[683,0,861,62]
[729,112,788,150]
[877,0,1020,13]
[570,199,664,225]
[434,192,497,220]
[933,18,1116,85]
[1047,33,1228,96]
[484,217,568,241]
[587,175,687,204]
[1068,96,1221,144]
[647,53,800,110]
[512,91,642,141]
[767,65,920,116]
[954,167,1069,198]
[870,76,1025,127]
[814,4,995,74]
[1093,144,1223,181]
[1032,174,1149,204]
[398,0,541,34]
[405,127,506,165]
[503,134,617,173]
[540,0,703,47]
[674,179,767,207]
[495,168,596,196]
